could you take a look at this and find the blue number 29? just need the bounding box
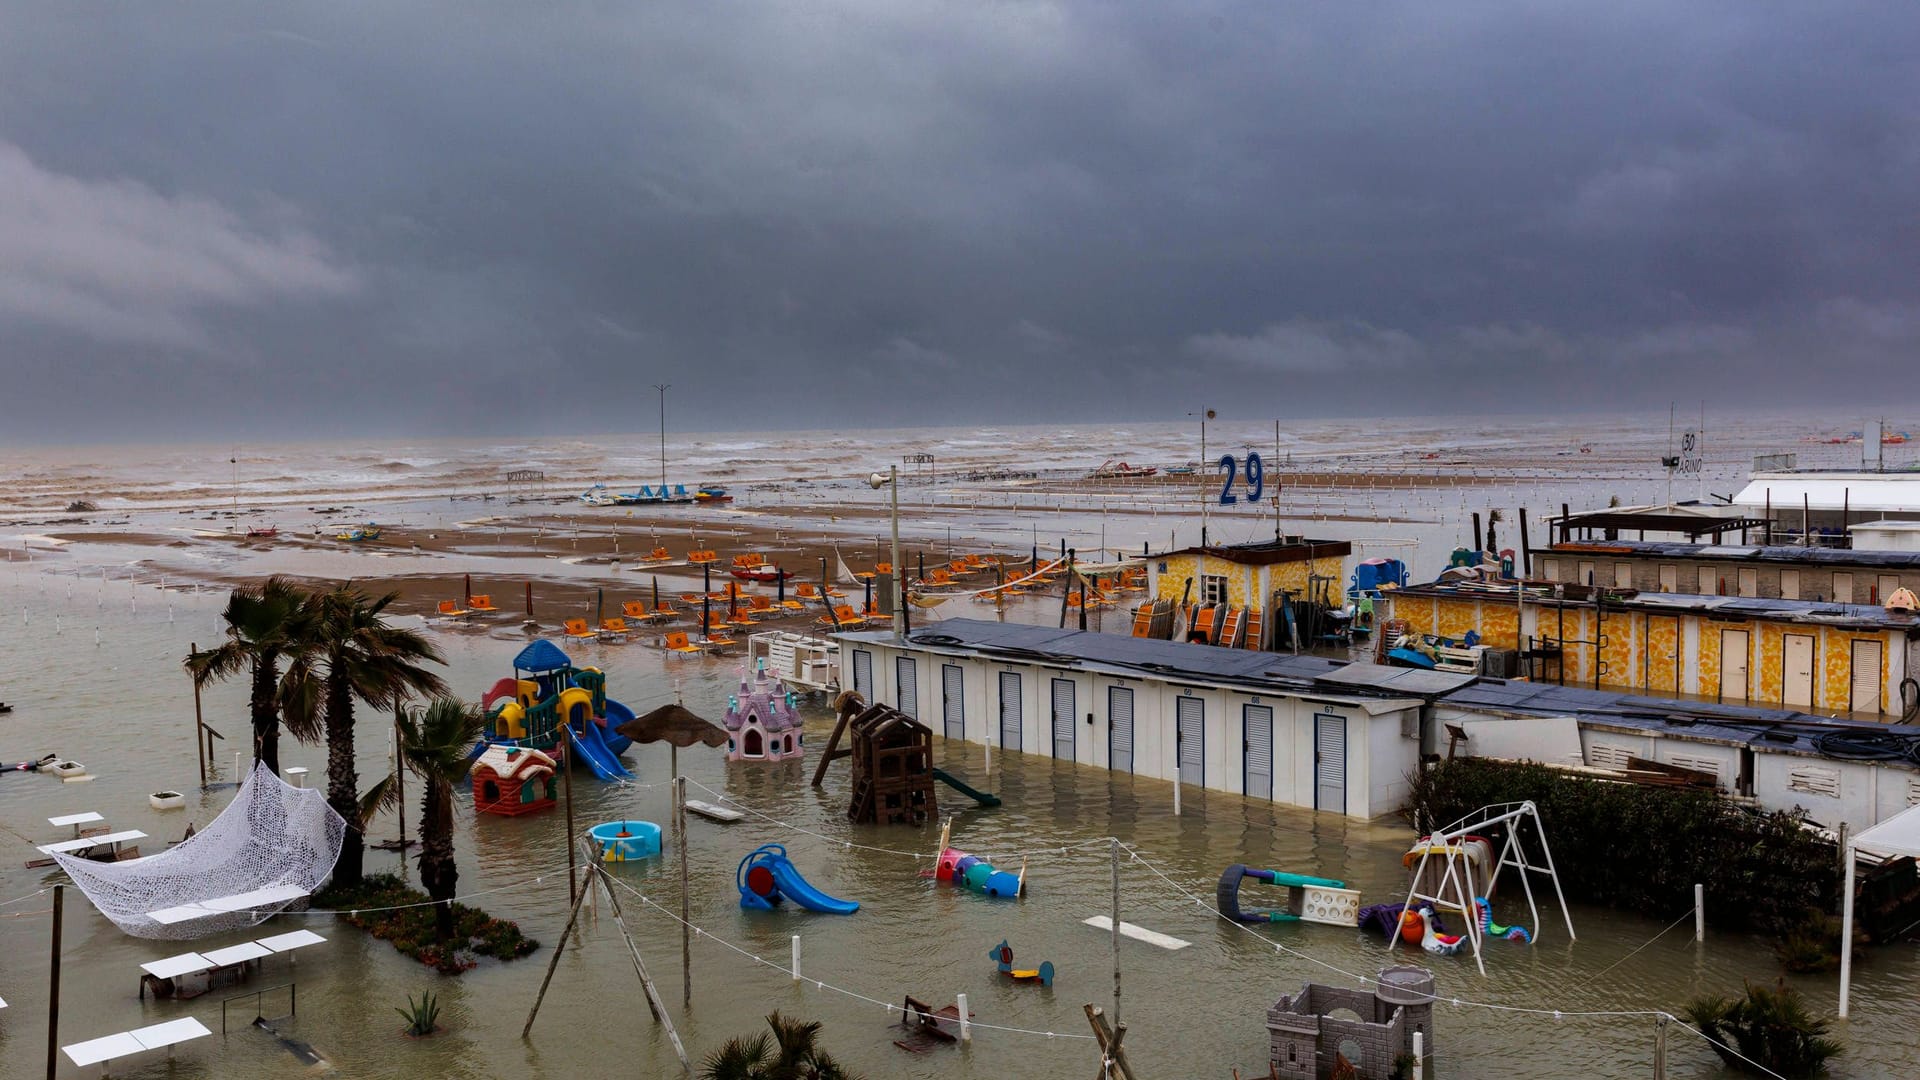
[1216,452,1265,506]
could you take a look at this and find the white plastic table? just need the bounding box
[259,929,326,954]
[36,830,144,856]
[62,1033,143,1068]
[201,941,272,967]
[139,953,212,980]
[48,811,104,836]
[148,883,308,925]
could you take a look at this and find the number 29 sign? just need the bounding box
[1216,452,1265,505]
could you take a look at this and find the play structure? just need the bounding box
[471,745,557,817]
[478,640,638,782]
[1266,965,1435,1080]
[723,663,805,762]
[812,694,937,825]
[1390,801,1573,975]
[988,939,1054,987]
[589,820,662,862]
[1216,865,1361,927]
[736,844,859,914]
[933,821,1025,899]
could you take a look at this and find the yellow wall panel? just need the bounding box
[1696,620,1721,700]
[1644,615,1680,694]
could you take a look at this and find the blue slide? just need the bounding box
[567,722,635,781]
[602,698,636,755]
[737,844,860,915]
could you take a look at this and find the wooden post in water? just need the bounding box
[591,858,689,1069]
[191,643,206,789]
[522,868,594,1039]
[564,728,578,907]
[46,884,61,1080]
[676,774,691,1007]
[1084,1004,1138,1080]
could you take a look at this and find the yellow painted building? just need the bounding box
[1383,586,1918,718]
[1146,538,1352,647]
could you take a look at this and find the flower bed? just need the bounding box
[314,874,539,974]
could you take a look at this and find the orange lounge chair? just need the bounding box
[1130,602,1155,637]
[688,549,718,564]
[818,604,865,629]
[781,597,805,611]
[650,601,679,622]
[468,594,498,613]
[563,618,597,640]
[662,631,702,655]
[437,599,471,618]
[795,583,822,600]
[622,600,649,619]
[641,547,672,562]
[747,596,777,616]
[600,617,632,638]
[921,569,954,588]
[825,584,846,598]
[679,592,705,605]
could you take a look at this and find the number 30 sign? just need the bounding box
[1216,452,1264,505]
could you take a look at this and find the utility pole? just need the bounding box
[654,384,671,493]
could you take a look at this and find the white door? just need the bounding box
[1737,568,1758,597]
[1108,687,1134,773]
[941,664,964,740]
[1833,573,1854,603]
[1780,570,1801,600]
[1720,629,1750,701]
[852,649,873,701]
[1051,678,1076,760]
[1577,561,1596,586]
[1658,565,1678,593]
[1783,635,1815,708]
[895,656,918,718]
[1243,705,1273,800]
[1879,575,1901,604]
[1176,696,1204,786]
[998,671,1022,750]
[1614,563,1633,588]
[1852,640,1884,713]
[1314,713,1347,814]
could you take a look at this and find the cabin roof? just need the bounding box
[1549,538,1920,570]
[474,744,556,781]
[1146,538,1353,566]
[1391,583,1920,632]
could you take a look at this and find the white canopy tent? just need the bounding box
[1838,802,1920,1017]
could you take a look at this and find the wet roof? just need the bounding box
[1394,583,1919,631]
[1551,539,1920,569]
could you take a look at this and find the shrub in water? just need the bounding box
[1683,978,1842,1077]
[396,991,441,1037]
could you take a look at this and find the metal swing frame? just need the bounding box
[1387,800,1576,976]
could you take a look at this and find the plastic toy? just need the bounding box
[476,640,638,782]
[988,940,1053,987]
[1403,906,1465,955]
[1216,864,1360,926]
[737,843,859,914]
[1475,896,1531,942]
[589,820,661,862]
[723,662,805,762]
[932,822,1024,899]
[471,745,557,816]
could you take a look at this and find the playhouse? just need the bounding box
[843,700,936,825]
[471,745,558,817]
[478,640,638,782]
[1266,966,1435,1080]
[724,664,805,762]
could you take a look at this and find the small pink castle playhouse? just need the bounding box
[724,663,805,762]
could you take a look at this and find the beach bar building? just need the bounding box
[834,618,1453,817]
[1143,537,1351,648]
[1534,540,1920,604]
[1382,583,1919,718]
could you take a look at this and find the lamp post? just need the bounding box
[654,383,670,494]
[1191,408,1215,546]
[869,466,904,638]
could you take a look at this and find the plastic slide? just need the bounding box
[737,844,860,914]
[930,768,1002,808]
[566,723,635,781]
[602,698,636,756]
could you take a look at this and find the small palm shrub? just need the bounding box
[396,991,441,1037]
[1684,978,1842,1077]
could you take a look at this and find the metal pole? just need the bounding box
[791,935,801,981]
[890,465,905,639]
[1694,883,1704,942]
[655,383,670,493]
[1413,1029,1425,1080]
[191,643,206,789]
[46,884,61,1080]
[1652,1013,1667,1080]
[1839,847,1858,1017]
[956,992,970,1042]
[1111,837,1122,1023]
[676,774,691,1007]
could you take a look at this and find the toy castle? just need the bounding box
[724,663,805,762]
[1266,965,1434,1080]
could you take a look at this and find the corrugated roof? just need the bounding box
[1551,539,1920,569]
[1736,473,1920,514]
[1394,584,1919,630]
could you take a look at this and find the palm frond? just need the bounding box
[353,775,400,829]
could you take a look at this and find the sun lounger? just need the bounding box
[436,599,471,618]
[663,631,702,655]
[641,546,673,562]
[599,617,631,638]
[818,605,865,629]
[563,618,597,640]
[65,1018,212,1071]
[650,601,679,621]
[622,600,649,619]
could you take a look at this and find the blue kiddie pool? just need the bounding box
[589,820,661,862]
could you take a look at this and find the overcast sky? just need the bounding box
[2,2,1917,442]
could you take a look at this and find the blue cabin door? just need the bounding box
[942,664,965,740]
[1176,696,1204,787]
[1243,704,1273,800]
[852,649,873,702]
[998,671,1022,751]
[1108,686,1134,773]
[1051,678,1076,761]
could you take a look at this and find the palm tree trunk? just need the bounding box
[251,656,281,775]
[419,782,459,940]
[324,666,363,886]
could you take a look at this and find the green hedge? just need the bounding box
[1405,760,1838,932]
[315,874,539,974]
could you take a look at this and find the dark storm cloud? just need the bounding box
[2,1,1917,441]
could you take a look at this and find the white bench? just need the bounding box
[65,1017,211,1075]
[139,932,326,998]
[48,811,105,837]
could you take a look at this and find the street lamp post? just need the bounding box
[869,466,905,638]
[654,383,670,494]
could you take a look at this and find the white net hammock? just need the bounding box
[54,762,346,940]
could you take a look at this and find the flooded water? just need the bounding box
[1,563,1917,1079]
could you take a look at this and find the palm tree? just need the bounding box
[184,576,316,776]
[285,585,447,888]
[398,696,486,941]
[700,1013,864,1080]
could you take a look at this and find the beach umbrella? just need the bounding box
[652,576,660,612]
[614,703,728,749]
[702,561,712,633]
[776,567,785,604]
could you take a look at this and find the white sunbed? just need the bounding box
[48,811,105,836]
[147,883,308,925]
[36,830,144,856]
[64,1017,211,1070]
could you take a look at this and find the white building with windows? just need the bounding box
[834,619,1456,818]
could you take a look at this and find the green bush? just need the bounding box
[316,873,539,974]
[1684,978,1842,1077]
[1404,760,1839,933]
[396,990,441,1037]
